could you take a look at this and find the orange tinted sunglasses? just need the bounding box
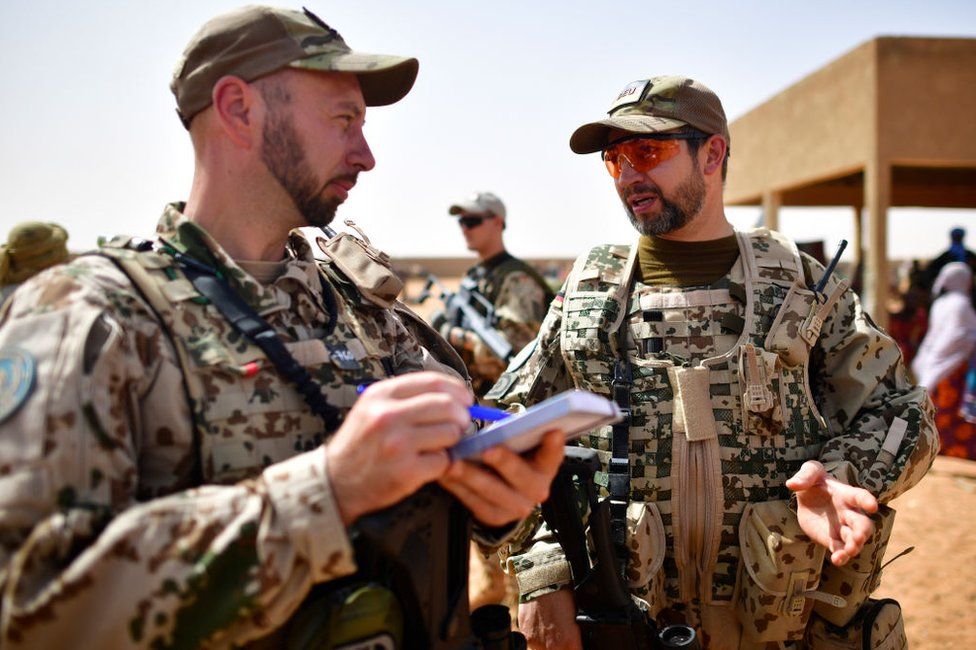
[601,133,704,179]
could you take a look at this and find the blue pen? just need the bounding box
[357,384,510,422]
[468,405,510,422]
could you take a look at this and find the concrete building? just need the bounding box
[725,37,976,326]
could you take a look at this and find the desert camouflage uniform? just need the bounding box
[0,203,463,648]
[489,229,937,649]
[454,252,552,395]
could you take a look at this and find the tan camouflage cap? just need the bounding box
[570,76,730,154]
[0,222,69,285]
[171,5,419,127]
[448,192,506,219]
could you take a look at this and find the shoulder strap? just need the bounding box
[163,246,342,430]
[560,244,637,362]
[487,256,555,305]
[561,244,639,579]
[738,227,804,286]
[392,301,470,381]
[91,244,205,483]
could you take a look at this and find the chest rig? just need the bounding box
[559,229,849,606]
[95,236,397,485]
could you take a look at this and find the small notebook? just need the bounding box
[450,390,622,461]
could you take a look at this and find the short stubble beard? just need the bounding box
[621,165,706,237]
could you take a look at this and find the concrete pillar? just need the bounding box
[762,191,782,232]
[863,161,890,329]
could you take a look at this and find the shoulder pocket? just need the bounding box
[764,281,819,367]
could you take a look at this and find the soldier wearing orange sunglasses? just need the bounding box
[490,76,934,650]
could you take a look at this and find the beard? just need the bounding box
[260,107,354,229]
[621,165,706,237]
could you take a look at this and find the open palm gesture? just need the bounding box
[786,460,879,566]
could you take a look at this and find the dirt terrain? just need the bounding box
[876,455,976,648]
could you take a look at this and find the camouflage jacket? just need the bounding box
[0,204,459,648]
[455,252,552,392]
[489,229,937,640]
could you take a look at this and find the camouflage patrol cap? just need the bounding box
[448,192,506,219]
[0,222,69,285]
[171,5,419,127]
[570,76,730,154]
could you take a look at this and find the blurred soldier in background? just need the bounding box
[439,191,554,397]
[436,192,556,613]
[0,221,69,304]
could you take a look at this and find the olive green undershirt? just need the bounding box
[237,259,289,285]
[637,234,740,287]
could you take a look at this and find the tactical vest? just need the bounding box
[557,228,849,609]
[95,231,477,647]
[477,252,556,308]
[95,238,401,484]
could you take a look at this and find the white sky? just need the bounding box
[1,0,974,262]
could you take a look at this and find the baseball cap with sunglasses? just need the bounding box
[457,214,494,229]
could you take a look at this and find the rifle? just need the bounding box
[541,447,700,650]
[418,274,513,362]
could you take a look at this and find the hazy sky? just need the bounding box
[1,1,974,262]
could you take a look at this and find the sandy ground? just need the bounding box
[875,455,976,648]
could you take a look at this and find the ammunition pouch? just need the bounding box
[317,225,403,309]
[814,506,898,627]
[624,501,667,617]
[736,500,836,644]
[805,599,907,650]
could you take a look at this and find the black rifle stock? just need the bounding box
[419,274,513,361]
[541,447,700,650]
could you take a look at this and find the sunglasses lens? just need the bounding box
[459,216,485,228]
[602,139,682,178]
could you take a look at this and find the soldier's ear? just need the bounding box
[701,135,727,177]
[212,75,257,150]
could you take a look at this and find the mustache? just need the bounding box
[622,182,661,200]
[312,171,360,198]
[331,172,359,186]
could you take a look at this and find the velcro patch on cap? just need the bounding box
[608,80,650,113]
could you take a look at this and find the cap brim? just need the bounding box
[290,52,419,106]
[569,115,688,154]
[448,202,479,216]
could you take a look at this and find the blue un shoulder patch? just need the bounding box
[0,347,35,424]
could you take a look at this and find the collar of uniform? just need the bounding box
[280,230,326,297]
[156,203,289,315]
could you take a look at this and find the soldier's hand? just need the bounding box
[518,588,583,650]
[326,372,472,525]
[787,460,879,566]
[438,430,565,527]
